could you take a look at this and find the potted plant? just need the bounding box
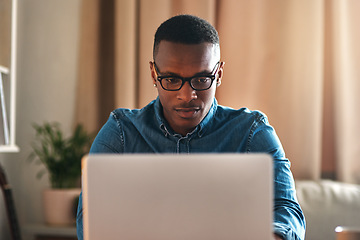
[29,122,93,226]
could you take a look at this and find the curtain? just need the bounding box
[75,0,360,183]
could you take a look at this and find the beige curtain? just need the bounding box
[329,0,360,184]
[75,0,360,183]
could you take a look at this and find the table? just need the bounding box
[336,226,360,240]
[22,224,77,240]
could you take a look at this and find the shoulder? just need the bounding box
[90,100,157,154]
[110,100,156,124]
[215,104,269,125]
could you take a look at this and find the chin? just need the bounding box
[179,121,200,133]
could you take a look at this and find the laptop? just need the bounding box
[82,154,273,240]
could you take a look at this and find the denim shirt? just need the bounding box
[76,98,305,240]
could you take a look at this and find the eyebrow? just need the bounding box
[154,63,214,77]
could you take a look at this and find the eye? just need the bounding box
[163,77,181,84]
[194,77,211,84]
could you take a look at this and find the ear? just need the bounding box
[149,61,157,85]
[216,61,225,87]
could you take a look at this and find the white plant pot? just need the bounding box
[43,188,81,226]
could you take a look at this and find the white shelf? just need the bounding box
[0,65,9,74]
[0,144,19,152]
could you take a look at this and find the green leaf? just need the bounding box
[29,122,94,188]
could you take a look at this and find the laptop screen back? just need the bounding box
[82,153,273,240]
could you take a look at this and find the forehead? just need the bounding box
[154,41,219,73]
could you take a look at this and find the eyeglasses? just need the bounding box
[152,61,220,91]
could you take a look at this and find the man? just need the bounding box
[77,14,305,240]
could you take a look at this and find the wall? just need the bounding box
[0,0,81,239]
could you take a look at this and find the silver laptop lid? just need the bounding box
[83,153,273,240]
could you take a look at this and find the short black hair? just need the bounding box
[153,14,219,59]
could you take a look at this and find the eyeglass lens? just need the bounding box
[160,77,213,90]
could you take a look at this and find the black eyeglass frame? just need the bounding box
[152,61,221,91]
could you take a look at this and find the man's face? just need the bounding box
[151,41,224,136]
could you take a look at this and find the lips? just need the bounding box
[175,107,200,119]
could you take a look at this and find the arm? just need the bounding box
[76,113,124,240]
[247,113,306,240]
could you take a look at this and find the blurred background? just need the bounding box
[0,0,359,239]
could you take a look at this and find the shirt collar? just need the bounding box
[198,98,218,137]
[154,97,218,137]
[154,98,172,136]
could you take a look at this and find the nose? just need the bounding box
[176,81,197,102]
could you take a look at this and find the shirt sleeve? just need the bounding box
[89,112,125,153]
[76,112,124,240]
[246,112,306,240]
